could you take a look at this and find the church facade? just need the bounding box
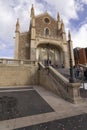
[14,5,74,68]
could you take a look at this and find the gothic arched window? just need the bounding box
[45,28,50,36]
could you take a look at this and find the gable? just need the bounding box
[35,12,55,22]
[35,12,58,37]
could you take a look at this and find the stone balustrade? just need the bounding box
[0,58,37,66]
[38,62,83,103]
[0,59,38,87]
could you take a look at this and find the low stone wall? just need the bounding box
[0,61,38,87]
[0,59,83,103]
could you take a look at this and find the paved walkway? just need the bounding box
[0,86,87,130]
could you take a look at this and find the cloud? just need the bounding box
[43,0,78,24]
[0,0,87,58]
[81,0,87,4]
[43,0,87,48]
[72,23,87,48]
[0,42,6,50]
[0,0,44,57]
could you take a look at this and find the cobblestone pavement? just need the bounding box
[0,88,54,121]
[15,113,87,130]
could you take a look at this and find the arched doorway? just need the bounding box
[36,43,64,67]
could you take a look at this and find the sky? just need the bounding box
[0,0,87,58]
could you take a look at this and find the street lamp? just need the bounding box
[68,30,74,83]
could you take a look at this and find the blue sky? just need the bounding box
[0,0,87,58]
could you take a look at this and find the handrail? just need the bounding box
[49,66,81,87]
[49,66,69,83]
[48,66,69,95]
[79,64,87,69]
[38,62,45,69]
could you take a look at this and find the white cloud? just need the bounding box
[0,0,87,58]
[43,0,87,48]
[81,0,87,4]
[0,0,44,57]
[0,42,6,50]
[72,23,87,48]
[75,1,84,12]
[43,0,78,24]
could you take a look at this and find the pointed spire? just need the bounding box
[16,18,19,26]
[61,20,65,32]
[15,18,20,32]
[57,12,60,22]
[30,4,35,18]
[68,30,71,41]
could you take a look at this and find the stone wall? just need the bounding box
[18,32,30,59]
[0,64,38,87]
[35,13,58,37]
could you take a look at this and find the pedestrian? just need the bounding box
[74,66,79,79]
[84,69,87,80]
[62,63,64,68]
[79,67,84,80]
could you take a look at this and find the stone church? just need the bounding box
[14,5,74,68]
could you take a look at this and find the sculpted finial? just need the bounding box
[57,12,60,22]
[30,4,35,18]
[15,18,20,32]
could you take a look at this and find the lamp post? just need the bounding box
[68,31,74,83]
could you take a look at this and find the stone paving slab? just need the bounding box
[0,88,54,121]
[0,86,87,130]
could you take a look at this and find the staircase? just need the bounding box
[38,63,83,103]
